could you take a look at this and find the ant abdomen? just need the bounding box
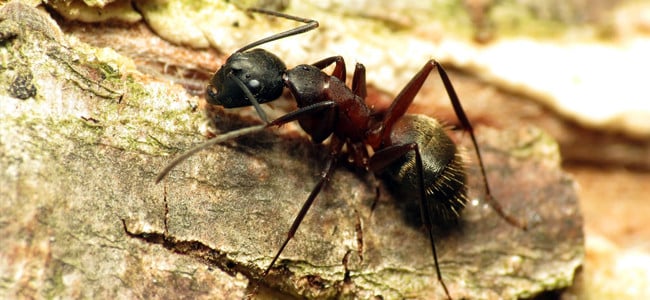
[384,114,468,226]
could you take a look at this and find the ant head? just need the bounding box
[206,49,287,108]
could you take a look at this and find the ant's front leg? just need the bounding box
[312,56,346,81]
[312,56,367,100]
[269,101,337,127]
[351,63,367,99]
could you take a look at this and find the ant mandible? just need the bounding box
[156,8,526,299]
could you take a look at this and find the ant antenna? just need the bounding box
[155,124,267,183]
[227,72,271,123]
[236,8,319,53]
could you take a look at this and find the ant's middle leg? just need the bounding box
[262,137,344,277]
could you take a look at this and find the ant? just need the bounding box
[156,8,526,299]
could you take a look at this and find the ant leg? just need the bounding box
[435,63,527,230]
[354,209,364,262]
[311,58,366,100]
[373,59,526,229]
[368,144,413,173]
[237,8,319,53]
[269,101,337,126]
[342,250,353,283]
[369,143,452,299]
[262,137,344,276]
[351,63,367,99]
[368,185,381,217]
[312,56,346,82]
[374,60,439,141]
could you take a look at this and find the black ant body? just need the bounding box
[156,8,525,299]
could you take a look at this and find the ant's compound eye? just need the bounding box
[248,79,260,89]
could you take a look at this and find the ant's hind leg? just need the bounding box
[369,142,453,299]
[366,60,440,147]
[434,63,527,230]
